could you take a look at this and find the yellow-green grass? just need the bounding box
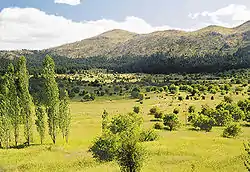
[0,93,249,172]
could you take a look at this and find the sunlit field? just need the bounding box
[1,92,249,172]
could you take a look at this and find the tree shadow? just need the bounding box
[9,143,41,149]
[150,119,162,122]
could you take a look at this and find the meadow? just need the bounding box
[0,91,249,172]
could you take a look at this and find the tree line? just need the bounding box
[0,55,70,148]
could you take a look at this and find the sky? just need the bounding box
[0,0,250,50]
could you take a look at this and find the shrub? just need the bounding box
[154,123,164,130]
[149,107,159,115]
[178,96,184,101]
[173,108,180,114]
[154,111,163,120]
[163,113,180,131]
[224,96,233,103]
[138,93,144,101]
[188,106,196,113]
[223,123,242,138]
[139,129,159,142]
[133,106,140,114]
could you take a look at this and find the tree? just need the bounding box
[43,55,60,144]
[0,94,11,149]
[223,123,241,138]
[90,113,146,171]
[163,113,180,131]
[6,64,21,147]
[16,56,34,146]
[191,114,214,132]
[59,90,71,143]
[117,137,145,172]
[35,105,46,144]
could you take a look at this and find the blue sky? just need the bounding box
[0,0,250,49]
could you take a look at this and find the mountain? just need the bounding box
[46,21,250,59]
[0,21,250,74]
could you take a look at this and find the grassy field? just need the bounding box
[0,92,249,172]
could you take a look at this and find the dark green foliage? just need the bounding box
[163,113,180,131]
[223,123,242,138]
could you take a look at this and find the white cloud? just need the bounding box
[54,0,81,6]
[188,4,250,27]
[0,7,188,50]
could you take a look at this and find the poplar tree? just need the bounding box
[59,90,71,143]
[43,55,60,144]
[6,64,21,147]
[0,94,11,149]
[16,56,34,145]
[35,105,46,144]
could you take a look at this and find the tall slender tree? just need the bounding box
[16,56,34,146]
[43,55,60,144]
[35,105,46,144]
[0,94,11,149]
[59,90,71,143]
[6,64,21,147]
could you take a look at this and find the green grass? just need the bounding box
[0,92,249,172]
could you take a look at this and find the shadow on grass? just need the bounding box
[150,119,162,122]
[9,143,41,149]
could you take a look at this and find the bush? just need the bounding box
[139,129,159,142]
[224,96,233,103]
[149,107,159,115]
[188,106,196,113]
[163,113,180,131]
[173,108,180,114]
[191,114,214,132]
[223,123,242,138]
[178,96,184,101]
[154,111,163,120]
[154,123,164,130]
[133,106,140,114]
